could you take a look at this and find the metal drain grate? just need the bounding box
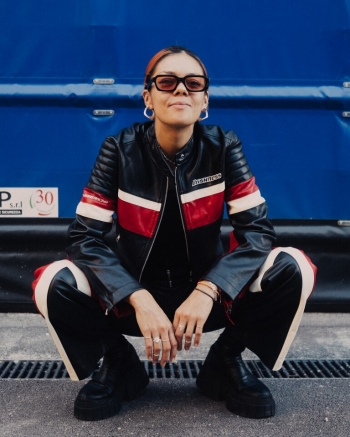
[1,359,350,380]
[0,360,69,379]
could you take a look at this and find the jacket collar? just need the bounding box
[145,123,195,173]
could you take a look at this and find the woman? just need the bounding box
[32,46,316,421]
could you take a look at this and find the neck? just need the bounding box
[154,122,194,159]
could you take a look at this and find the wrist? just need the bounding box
[194,286,215,302]
[197,280,221,302]
[125,288,153,308]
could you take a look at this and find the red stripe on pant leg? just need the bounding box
[298,250,318,298]
[32,264,52,318]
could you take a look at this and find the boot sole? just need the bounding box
[74,361,149,421]
[226,392,275,419]
[74,392,122,421]
[196,362,275,419]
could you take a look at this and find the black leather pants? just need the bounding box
[32,246,315,379]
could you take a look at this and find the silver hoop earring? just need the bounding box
[144,106,155,120]
[198,109,208,121]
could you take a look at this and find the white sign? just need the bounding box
[0,188,58,217]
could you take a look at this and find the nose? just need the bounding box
[173,80,188,94]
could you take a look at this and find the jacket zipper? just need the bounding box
[174,167,192,282]
[138,177,169,283]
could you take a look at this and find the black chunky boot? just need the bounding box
[196,330,275,419]
[74,336,149,421]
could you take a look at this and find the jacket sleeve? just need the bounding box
[66,137,143,312]
[203,132,276,300]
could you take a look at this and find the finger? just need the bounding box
[169,340,178,363]
[175,323,186,351]
[194,324,203,347]
[183,334,193,351]
[184,337,192,350]
[168,332,178,363]
[143,335,153,360]
[184,321,196,351]
[159,336,173,366]
[172,313,180,332]
[153,352,160,362]
[159,339,169,366]
[152,336,162,363]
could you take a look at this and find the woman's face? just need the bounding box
[143,52,209,131]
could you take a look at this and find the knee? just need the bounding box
[49,265,85,293]
[273,250,302,282]
[32,260,91,317]
[262,247,316,297]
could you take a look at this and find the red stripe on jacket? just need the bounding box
[182,191,224,230]
[81,188,116,210]
[225,177,259,202]
[117,198,160,238]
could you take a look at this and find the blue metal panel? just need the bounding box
[0,0,349,218]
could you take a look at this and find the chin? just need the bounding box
[171,121,196,130]
[157,115,197,130]
[169,116,197,127]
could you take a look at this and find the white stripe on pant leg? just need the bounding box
[34,260,91,381]
[249,247,287,293]
[253,247,315,371]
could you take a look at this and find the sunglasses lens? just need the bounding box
[185,76,207,91]
[152,75,208,91]
[155,76,178,91]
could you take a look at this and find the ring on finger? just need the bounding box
[178,324,185,332]
[153,353,160,357]
[144,336,152,339]
[185,340,191,344]
[153,337,161,343]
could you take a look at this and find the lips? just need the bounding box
[169,101,190,107]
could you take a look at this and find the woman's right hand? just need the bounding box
[126,289,178,366]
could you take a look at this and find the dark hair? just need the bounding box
[144,46,208,87]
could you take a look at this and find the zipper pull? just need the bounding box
[167,269,172,288]
[105,308,109,316]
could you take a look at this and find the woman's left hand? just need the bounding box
[173,288,213,351]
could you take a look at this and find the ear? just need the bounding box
[142,89,153,110]
[204,91,209,108]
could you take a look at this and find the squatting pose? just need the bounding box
[33,46,316,421]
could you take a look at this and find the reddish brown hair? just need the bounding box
[144,46,208,87]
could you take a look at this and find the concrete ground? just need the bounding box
[1,312,350,436]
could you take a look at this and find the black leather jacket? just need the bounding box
[66,121,276,312]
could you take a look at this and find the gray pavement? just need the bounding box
[1,312,350,436]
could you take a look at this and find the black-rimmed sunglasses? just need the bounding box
[146,75,209,92]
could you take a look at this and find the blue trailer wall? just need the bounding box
[0,0,349,219]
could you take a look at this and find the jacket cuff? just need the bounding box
[202,272,240,301]
[112,300,135,318]
[102,281,144,311]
